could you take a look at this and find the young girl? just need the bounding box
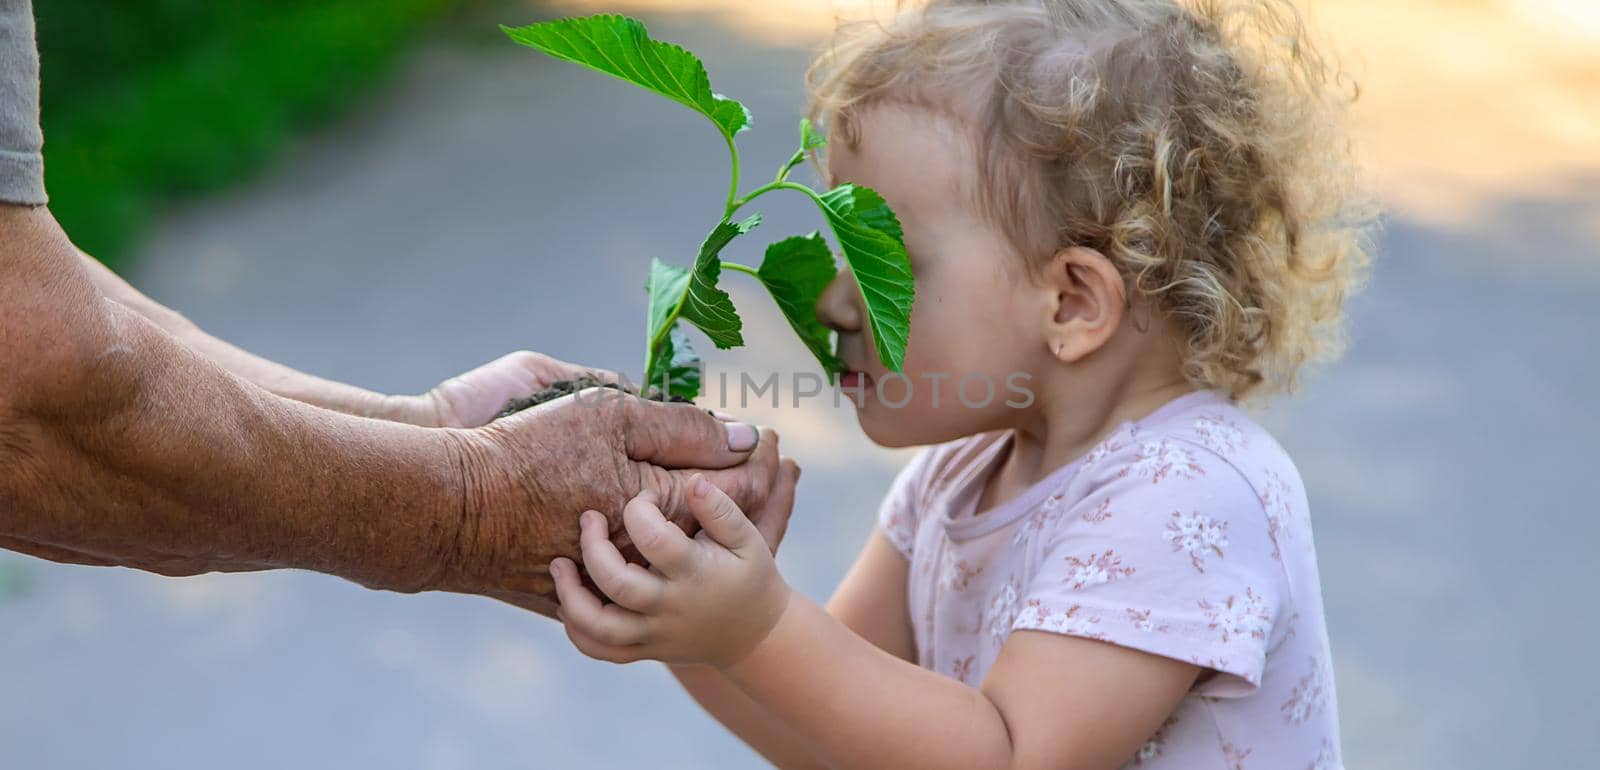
[549,0,1371,767]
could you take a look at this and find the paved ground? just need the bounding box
[2,6,1597,768]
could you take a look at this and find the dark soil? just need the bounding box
[495,374,690,419]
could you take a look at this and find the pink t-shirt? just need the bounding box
[878,390,1341,769]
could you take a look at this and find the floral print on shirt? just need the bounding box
[1201,587,1273,644]
[1124,440,1206,483]
[1164,510,1229,572]
[1062,549,1136,590]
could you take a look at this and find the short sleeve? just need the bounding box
[876,448,935,559]
[1010,436,1289,696]
[0,0,48,205]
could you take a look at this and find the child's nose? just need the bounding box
[816,269,864,333]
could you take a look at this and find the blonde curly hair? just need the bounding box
[807,0,1375,400]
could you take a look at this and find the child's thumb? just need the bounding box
[686,473,760,553]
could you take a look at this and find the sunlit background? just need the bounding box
[2,1,1596,768]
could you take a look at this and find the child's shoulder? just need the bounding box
[1076,390,1304,506]
[882,392,1309,555]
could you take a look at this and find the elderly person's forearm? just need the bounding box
[0,208,460,589]
[72,250,608,430]
[74,249,430,424]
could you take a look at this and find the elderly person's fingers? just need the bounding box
[621,492,697,579]
[578,509,665,611]
[489,589,559,619]
[636,426,780,525]
[750,458,801,555]
[428,350,619,428]
[688,426,780,515]
[622,398,760,468]
[551,557,653,648]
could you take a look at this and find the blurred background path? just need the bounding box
[2,2,1597,768]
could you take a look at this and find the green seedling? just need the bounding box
[502,15,914,399]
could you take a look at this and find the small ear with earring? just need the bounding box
[1041,246,1126,365]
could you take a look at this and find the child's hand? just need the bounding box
[549,474,793,670]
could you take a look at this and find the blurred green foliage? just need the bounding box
[0,559,29,600]
[35,0,455,270]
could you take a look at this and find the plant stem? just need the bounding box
[775,148,806,185]
[729,181,822,217]
[721,261,760,278]
[648,157,819,387]
[650,131,747,384]
[723,132,742,217]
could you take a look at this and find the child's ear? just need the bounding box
[1041,246,1127,363]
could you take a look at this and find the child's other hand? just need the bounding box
[550,471,795,670]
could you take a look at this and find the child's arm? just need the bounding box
[663,529,915,768]
[823,530,918,662]
[667,665,823,769]
[551,478,1199,770]
[722,597,1198,770]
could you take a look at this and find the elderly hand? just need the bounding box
[383,350,610,429]
[432,388,789,616]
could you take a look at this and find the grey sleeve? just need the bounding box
[0,0,45,205]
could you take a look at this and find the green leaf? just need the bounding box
[681,214,761,350]
[800,117,826,151]
[640,212,756,389]
[814,183,915,371]
[643,262,703,398]
[758,233,842,375]
[501,15,750,141]
[778,118,826,181]
[646,257,690,358]
[647,324,703,400]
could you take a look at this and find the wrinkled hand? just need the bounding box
[387,350,612,428]
[550,470,799,669]
[434,389,784,617]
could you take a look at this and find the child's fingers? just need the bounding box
[561,623,647,665]
[578,510,665,611]
[550,558,652,650]
[622,491,696,578]
[686,473,762,555]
